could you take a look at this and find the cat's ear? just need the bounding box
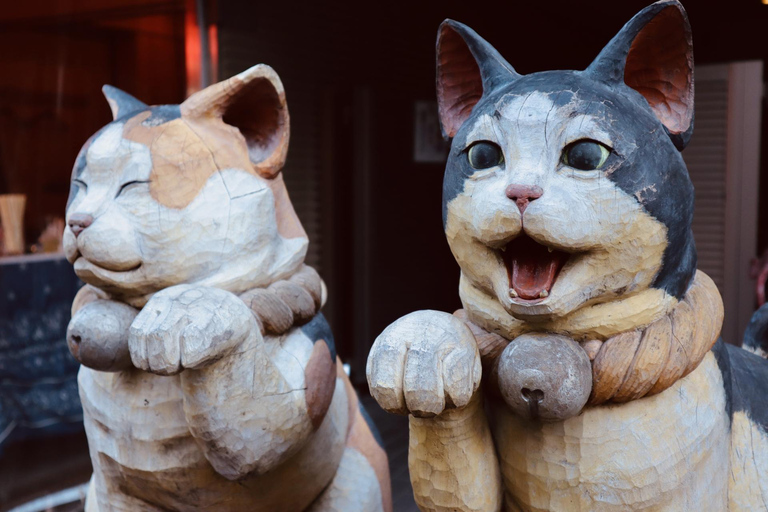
[102,85,148,120]
[587,0,693,150]
[436,20,519,139]
[181,64,289,178]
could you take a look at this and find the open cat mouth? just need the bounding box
[502,236,570,301]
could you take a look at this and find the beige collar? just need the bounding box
[238,264,325,335]
[460,270,724,405]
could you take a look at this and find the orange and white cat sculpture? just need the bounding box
[64,65,391,512]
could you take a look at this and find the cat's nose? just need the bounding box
[68,213,94,238]
[505,184,543,213]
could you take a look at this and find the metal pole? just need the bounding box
[195,0,211,88]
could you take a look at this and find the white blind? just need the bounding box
[682,62,763,344]
[683,73,728,291]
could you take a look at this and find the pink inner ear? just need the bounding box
[437,25,484,138]
[625,6,693,135]
[222,76,288,173]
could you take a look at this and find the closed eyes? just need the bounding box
[116,180,151,198]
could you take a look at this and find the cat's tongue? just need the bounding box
[504,236,568,300]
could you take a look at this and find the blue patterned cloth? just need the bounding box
[0,254,83,449]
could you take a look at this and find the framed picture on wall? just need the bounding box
[413,101,449,163]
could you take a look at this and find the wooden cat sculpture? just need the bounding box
[64,65,391,512]
[367,2,768,510]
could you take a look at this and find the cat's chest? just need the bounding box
[78,366,201,471]
[490,353,730,511]
[79,366,187,431]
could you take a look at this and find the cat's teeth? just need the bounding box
[500,246,506,252]
[547,247,554,253]
[539,290,549,298]
[509,289,518,298]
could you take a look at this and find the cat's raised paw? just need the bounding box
[366,310,481,417]
[128,285,256,375]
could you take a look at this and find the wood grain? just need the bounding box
[0,194,25,255]
[409,393,502,512]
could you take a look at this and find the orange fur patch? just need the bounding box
[339,359,359,437]
[348,410,392,512]
[120,111,305,240]
[122,113,255,209]
[267,174,308,240]
[338,365,392,512]
[181,71,290,179]
[304,341,336,429]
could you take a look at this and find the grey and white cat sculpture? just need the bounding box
[367,2,768,511]
[65,65,391,511]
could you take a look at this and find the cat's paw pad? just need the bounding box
[129,285,255,375]
[366,310,481,417]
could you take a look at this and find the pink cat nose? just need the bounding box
[68,214,94,237]
[505,184,543,213]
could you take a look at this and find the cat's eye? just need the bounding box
[116,180,150,198]
[73,179,87,191]
[468,141,504,170]
[562,140,611,171]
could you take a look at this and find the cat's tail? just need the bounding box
[742,303,768,358]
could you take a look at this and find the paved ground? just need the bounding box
[0,430,91,511]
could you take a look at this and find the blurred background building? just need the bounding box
[1,0,768,509]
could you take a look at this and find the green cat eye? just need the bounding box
[468,141,504,169]
[562,140,610,171]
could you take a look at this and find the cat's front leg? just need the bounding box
[128,284,255,375]
[367,311,502,512]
